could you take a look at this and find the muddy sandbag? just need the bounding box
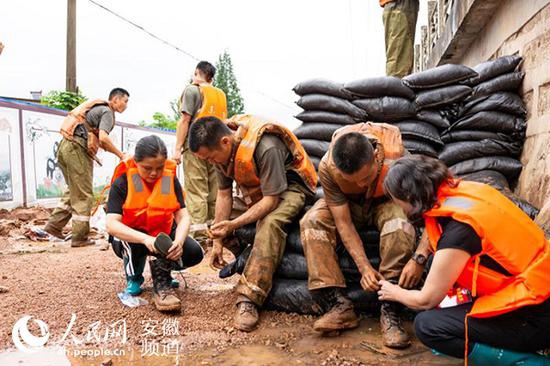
[451,111,526,134]
[461,170,539,219]
[449,156,523,180]
[469,72,524,101]
[343,76,415,100]
[294,123,344,142]
[295,110,358,125]
[416,110,451,130]
[441,130,514,143]
[352,97,416,122]
[299,139,330,159]
[310,156,321,170]
[460,92,526,117]
[293,78,350,99]
[394,121,443,147]
[415,85,472,109]
[403,64,478,89]
[439,140,522,166]
[470,55,523,84]
[264,279,379,314]
[297,94,367,120]
[403,139,439,158]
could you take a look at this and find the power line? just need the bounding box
[87,0,296,111]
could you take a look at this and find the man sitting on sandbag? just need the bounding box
[188,114,317,332]
[300,122,429,348]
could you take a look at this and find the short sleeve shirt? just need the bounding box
[74,105,115,140]
[179,84,202,119]
[217,134,306,196]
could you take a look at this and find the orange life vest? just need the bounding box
[193,84,227,121]
[219,114,318,207]
[424,180,550,317]
[324,122,404,200]
[379,0,394,6]
[111,158,181,237]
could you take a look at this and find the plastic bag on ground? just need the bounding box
[295,110,358,125]
[352,96,416,122]
[293,79,350,99]
[439,139,522,166]
[294,123,344,142]
[297,94,367,120]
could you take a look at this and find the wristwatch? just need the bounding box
[411,253,427,266]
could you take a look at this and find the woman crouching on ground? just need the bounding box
[378,155,550,365]
[106,135,203,312]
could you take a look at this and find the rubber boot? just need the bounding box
[125,275,144,295]
[313,288,359,332]
[150,258,181,312]
[469,343,550,366]
[123,254,146,295]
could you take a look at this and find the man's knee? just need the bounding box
[414,310,436,347]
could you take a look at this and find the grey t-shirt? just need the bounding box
[217,134,306,196]
[179,84,202,119]
[74,105,115,140]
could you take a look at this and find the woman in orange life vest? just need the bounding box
[378,155,550,365]
[106,135,203,312]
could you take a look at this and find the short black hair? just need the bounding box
[188,116,232,152]
[109,87,130,100]
[332,132,375,174]
[134,135,167,162]
[196,61,216,82]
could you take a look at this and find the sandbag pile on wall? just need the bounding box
[441,56,526,186]
[402,64,477,157]
[221,223,382,314]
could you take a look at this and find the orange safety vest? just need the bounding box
[111,158,181,237]
[193,84,228,121]
[219,114,318,207]
[325,122,404,200]
[424,180,550,361]
[379,0,394,7]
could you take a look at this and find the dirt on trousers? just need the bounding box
[0,212,458,366]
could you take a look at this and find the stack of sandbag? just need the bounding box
[221,222,381,315]
[293,79,367,171]
[401,64,478,157]
[441,56,526,185]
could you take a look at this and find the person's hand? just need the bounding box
[166,241,183,261]
[378,280,402,302]
[120,152,130,161]
[209,240,227,270]
[209,220,235,240]
[172,149,182,165]
[360,267,385,292]
[398,259,424,289]
[143,236,157,254]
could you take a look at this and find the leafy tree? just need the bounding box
[139,99,180,130]
[41,90,87,111]
[214,50,245,117]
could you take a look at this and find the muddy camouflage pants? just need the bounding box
[383,0,419,78]
[182,139,218,242]
[300,198,415,290]
[45,137,93,244]
[233,184,306,306]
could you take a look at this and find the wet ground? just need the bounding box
[0,207,461,365]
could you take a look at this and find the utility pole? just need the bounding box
[66,0,77,92]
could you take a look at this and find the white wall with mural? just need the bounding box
[0,99,177,209]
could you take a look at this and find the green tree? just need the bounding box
[41,90,87,111]
[214,50,245,117]
[139,99,180,130]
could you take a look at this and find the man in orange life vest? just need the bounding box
[188,114,317,331]
[172,61,227,246]
[300,123,424,348]
[44,88,129,247]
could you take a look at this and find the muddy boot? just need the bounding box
[313,288,359,333]
[150,259,181,312]
[380,302,411,349]
[43,224,66,240]
[234,295,259,332]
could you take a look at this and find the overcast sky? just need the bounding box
[1,0,427,129]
